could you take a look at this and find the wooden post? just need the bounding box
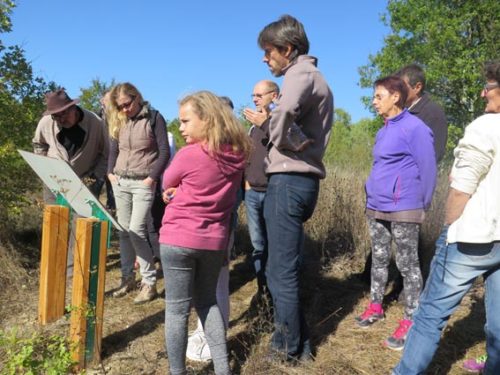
[69,218,108,369]
[94,220,108,363]
[86,219,108,365]
[38,205,70,325]
[69,218,93,369]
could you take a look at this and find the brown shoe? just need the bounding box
[134,283,157,304]
[112,275,136,298]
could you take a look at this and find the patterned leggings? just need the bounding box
[368,218,422,320]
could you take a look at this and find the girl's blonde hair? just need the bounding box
[179,91,252,159]
[107,82,144,139]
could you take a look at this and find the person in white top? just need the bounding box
[393,60,500,375]
[167,132,176,161]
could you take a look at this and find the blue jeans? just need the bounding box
[393,227,500,375]
[244,188,268,291]
[264,173,319,358]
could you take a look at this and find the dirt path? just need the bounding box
[1,244,487,374]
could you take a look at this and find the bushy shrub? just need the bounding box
[0,5,55,234]
[0,329,77,375]
[443,124,465,164]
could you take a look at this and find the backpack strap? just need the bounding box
[149,108,158,131]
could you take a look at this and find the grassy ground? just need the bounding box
[0,242,487,374]
[0,166,488,374]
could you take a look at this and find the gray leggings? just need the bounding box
[160,244,230,375]
[368,218,422,319]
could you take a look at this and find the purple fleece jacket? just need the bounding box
[365,109,437,212]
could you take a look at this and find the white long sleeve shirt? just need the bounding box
[448,113,500,243]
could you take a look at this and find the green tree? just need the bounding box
[236,106,253,131]
[324,109,377,171]
[0,0,14,35]
[359,0,500,129]
[324,108,352,165]
[166,118,185,150]
[79,78,115,114]
[0,2,54,225]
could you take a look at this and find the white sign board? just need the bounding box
[19,150,122,231]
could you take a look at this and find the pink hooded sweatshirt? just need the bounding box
[159,143,245,251]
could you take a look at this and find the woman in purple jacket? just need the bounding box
[355,76,437,351]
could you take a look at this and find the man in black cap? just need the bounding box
[33,88,109,202]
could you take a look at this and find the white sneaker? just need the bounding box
[186,330,212,362]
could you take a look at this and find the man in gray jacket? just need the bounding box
[257,15,334,363]
[33,88,109,278]
[33,88,109,202]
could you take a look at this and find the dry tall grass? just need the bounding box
[0,243,29,290]
[0,198,42,291]
[1,163,487,375]
[0,200,42,329]
[306,165,371,272]
[231,163,469,374]
[248,163,484,375]
[307,164,450,273]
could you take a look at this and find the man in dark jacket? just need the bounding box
[397,64,448,162]
[243,80,279,296]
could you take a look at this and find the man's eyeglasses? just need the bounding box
[251,91,275,99]
[483,82,499,93]
[116,96,136,111]
[51,107,72,121]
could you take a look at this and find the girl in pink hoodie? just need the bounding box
[159,91,251,375]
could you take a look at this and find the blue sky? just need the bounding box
[4,1,390,123]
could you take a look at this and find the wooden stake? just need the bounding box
[38,205,69,325]
[93,220,108,364]
[69,218,94,369]
[69,218,108,369]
